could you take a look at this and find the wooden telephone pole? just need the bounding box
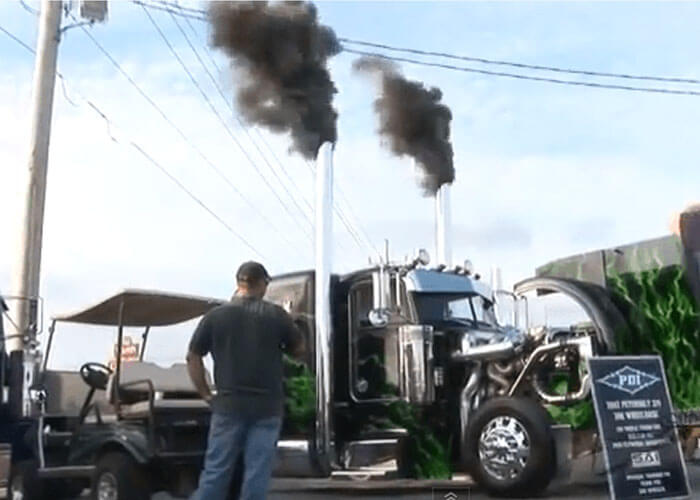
[8,0,62,353]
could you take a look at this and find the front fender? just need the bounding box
[514,276,629,354]
[68,425,151,464]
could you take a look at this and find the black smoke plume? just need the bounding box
[208,1,341,159]
[354,57,455,196]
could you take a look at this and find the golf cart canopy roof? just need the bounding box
[52,289,224,327]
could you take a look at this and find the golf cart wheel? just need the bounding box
[91,452,150,500]
[9,461,45,500]
[464,397,555,498]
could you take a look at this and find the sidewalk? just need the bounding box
[267,460,700,499]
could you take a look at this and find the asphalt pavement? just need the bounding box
[264,463,700,500]
[142,461,700,500]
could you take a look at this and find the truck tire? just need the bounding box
[464,397,555,497]
[9,460,44,500]
[91,452,150,500]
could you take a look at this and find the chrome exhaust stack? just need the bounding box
[314,142,334,475]
[435,184,452,267]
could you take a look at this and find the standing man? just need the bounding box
[187,261,303,500]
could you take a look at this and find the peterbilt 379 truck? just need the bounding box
[264,257,604,496]
[248,144,604,496]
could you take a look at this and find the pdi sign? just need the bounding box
[588,356,692,500]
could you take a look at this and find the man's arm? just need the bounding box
[287,330,305,358]
[186,351,212,402]
[281,311,306,358]
[187,313,213,402]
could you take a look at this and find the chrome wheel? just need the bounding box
[10,475,23,500]
[478,415,530,481]
[96,471,119,500]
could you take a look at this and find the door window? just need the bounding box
[348,282,400,401]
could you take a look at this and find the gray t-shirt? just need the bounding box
[188,296,302,418]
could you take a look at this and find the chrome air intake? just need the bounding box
[398,325,435,404]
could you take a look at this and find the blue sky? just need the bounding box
[2,1,699,367]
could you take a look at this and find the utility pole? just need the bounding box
[8,0,63,354]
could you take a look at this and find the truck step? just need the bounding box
[38,465,94,479]
[331,469,396,480]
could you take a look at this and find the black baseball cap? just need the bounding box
[236,261,271,284]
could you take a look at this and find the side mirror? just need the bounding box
[368,308,390,328]
[28,384,47,407]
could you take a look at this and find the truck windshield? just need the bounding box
[412,293,497,327]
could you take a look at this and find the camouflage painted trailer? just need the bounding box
[520,209,700,412]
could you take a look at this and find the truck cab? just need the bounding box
[267,261,502,475]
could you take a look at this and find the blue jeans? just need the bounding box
[192,412,282,500]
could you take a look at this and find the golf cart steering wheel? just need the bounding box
[79,362,113,391]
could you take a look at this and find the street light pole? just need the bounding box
[8,0,62,354]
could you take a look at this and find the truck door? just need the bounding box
[347,281,401,402]
[264,275,321,477]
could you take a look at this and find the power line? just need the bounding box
[18,0,39,16]
[127,1,700,260]
[336,206,371,255]
[149,0,205,18]
[336,186,381,258]
[339,37,700,86]
[0,23,266,260]
[130,142,265,259]
[39,0,364,263]
[10,0,300,243]
[71,15,309,257]
[162,5,375,259]
[182,13,223,77]
[166,6,378,258]
[342,48,700,97]
[0,24,35,53]
[131,0,206,20]
[175,11,321,224]
[139,6,314,242]
[170,8,315,214]
[157,7,316,233]
[303,160,382,260]
[134,0,700,93]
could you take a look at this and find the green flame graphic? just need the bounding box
[608,264,700,410]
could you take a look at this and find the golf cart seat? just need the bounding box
[120,398,210,418]
[42,369,112,414]
[113,361,212,418]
